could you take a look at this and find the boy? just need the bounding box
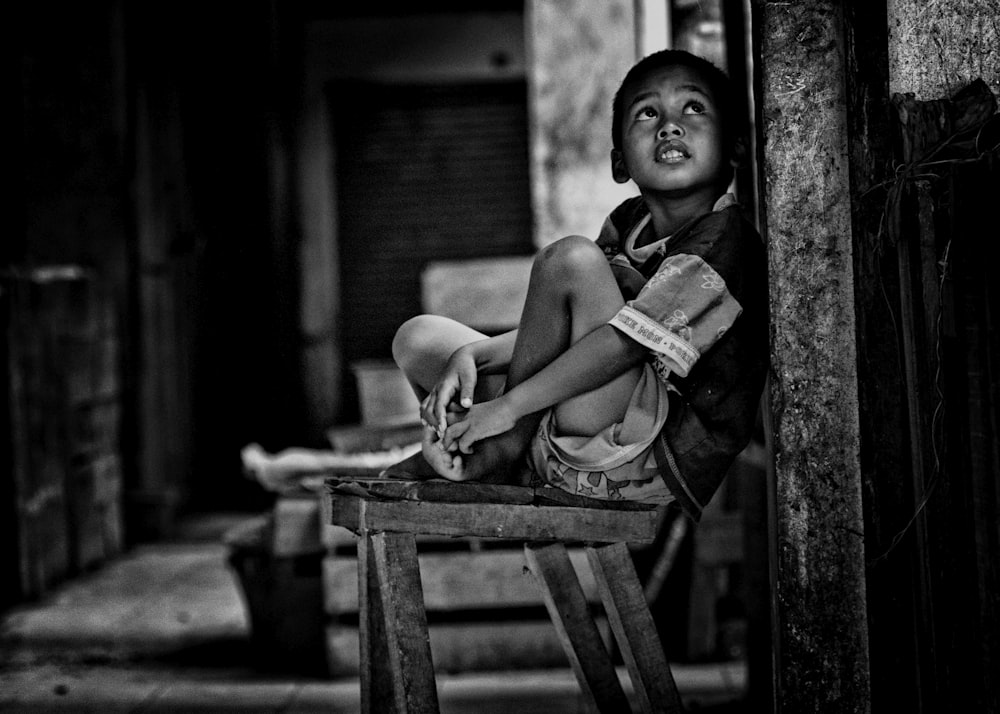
[392,50,768,521]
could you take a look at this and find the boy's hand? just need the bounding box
[442,396,517,455]
[420,346,477,436]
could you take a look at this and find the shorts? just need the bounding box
[527,363,676,505]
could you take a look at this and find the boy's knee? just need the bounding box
[392,314,434,370]
[536,234,605,278]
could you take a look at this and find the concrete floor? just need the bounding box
[0,513,748,713]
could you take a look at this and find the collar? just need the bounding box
[624,193,736,263]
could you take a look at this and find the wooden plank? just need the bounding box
[324,548,598,613]
[329,493,660,544]
[524,542,629,713]
[370,532,439,713]
[532,486,660,511]
[357,533,385,713]
[588,542,682,713]
[329,478,535,505]
[329,476,659,511]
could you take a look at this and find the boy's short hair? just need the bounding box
[611,50,744,156]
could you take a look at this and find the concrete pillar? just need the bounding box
[755,2,871,711]
[887,0,1000,99]
[525,0,637,247]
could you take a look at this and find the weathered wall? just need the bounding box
[883,3,1000,711]
[887,0,1000,100]
[754,1,872,710]
[842,2,923,713]
[525,0,638,247]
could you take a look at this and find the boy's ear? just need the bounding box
[611,149,631,184]
[729,137,749,168]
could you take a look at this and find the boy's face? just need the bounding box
[611,65,731,202]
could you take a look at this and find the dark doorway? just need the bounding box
[331,80,534,420]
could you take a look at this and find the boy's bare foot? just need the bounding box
[415,425,520,484]
[444,429,530,485]
[420,426,471,481]
[385,425,533,485]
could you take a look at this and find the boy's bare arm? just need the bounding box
[422,329,519,434]
[467,329,519,374]
[443,324,648,453]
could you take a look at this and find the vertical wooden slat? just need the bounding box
[357,533,383,713]
[370,531,439,714]
[524,542,629,714]
[894,178,938,711]
[588,542,681,714]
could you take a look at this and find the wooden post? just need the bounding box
[754,2,871,710]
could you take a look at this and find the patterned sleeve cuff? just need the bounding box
[608,304,699,377]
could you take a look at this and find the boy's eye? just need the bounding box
[635,106,657,121]
[683,101,706,114]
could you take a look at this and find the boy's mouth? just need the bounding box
[655,140,690,163]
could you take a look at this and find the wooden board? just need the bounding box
[329,493,661,544]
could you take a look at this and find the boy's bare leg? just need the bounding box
[456,235,641,483]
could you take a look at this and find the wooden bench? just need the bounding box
[324,476,684,713]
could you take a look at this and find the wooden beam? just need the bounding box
[329,493,661,544]
[359,532,439,713]
[588,542,682,713]
[524,542,630,713]
[754,1,871,710]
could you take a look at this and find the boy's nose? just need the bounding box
[657,121,684,139]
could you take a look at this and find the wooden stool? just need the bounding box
[325,477,683,713]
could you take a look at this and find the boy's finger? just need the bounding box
[442,421,462,452]
[459,381,474,409]
[458,433,475,455]
[434,390,452,430]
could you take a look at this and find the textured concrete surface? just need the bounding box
[756,0,871,710]
[887,0,1000,100]
[0,513,747,713]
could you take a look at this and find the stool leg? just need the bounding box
[587,542,683,714]
[525,542,631,713]
[358,531,439,714]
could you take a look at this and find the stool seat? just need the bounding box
[325,476,684,714]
